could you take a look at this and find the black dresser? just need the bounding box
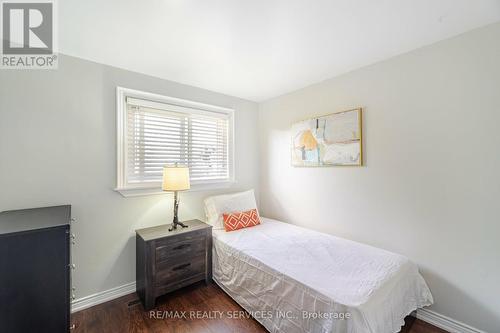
[136,220,212,310]
[0,205,73,333]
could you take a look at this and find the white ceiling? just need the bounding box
[60,0,500,102]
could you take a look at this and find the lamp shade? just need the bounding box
[162,166,190,191]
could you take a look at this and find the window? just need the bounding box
[116,87,234,196]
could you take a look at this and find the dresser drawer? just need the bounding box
[155,235,206,263]
[155,255,206,287]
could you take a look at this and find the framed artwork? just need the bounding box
[291,108,362,167]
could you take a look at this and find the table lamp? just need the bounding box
[162,165,190,232]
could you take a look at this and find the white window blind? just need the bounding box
[123,96,232,188]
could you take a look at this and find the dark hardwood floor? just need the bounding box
[72,282,447,333]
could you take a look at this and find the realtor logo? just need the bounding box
[1,0,57,69]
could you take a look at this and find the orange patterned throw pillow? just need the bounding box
[223,209,261,232]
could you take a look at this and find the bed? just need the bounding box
[211,217,433,333]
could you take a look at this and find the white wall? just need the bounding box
[259,22,500,332]
[0,55,259,301]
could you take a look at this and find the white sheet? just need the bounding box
[212,217,433,333]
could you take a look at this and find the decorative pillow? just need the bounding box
[223,209,261,232]
[204,190,259,230]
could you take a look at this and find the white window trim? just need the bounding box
[115,87,235,197]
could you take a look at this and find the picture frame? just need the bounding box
[291,108,363,167]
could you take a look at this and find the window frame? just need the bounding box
[115,87,235,197]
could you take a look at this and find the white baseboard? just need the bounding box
[415,308,486,333]
[71,282,485,333]
[71,282,136,313]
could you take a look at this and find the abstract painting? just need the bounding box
[291,108,362,166]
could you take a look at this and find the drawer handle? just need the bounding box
[172,244,191,251]
[172,263,191,271]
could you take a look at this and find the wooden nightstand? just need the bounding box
[135,220,212,310]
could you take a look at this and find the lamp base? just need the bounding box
[168,190,189,232]
[168,221,189,232]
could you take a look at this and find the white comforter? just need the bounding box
[212,217,433,333]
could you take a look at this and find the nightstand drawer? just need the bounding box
[155,229,207,247]
[155,255,206,286]
[155,236,206,263]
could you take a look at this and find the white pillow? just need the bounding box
[204,189,259,230]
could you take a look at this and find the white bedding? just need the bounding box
[212,217,433,333]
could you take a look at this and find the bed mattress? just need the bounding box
[212,217,433,333]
